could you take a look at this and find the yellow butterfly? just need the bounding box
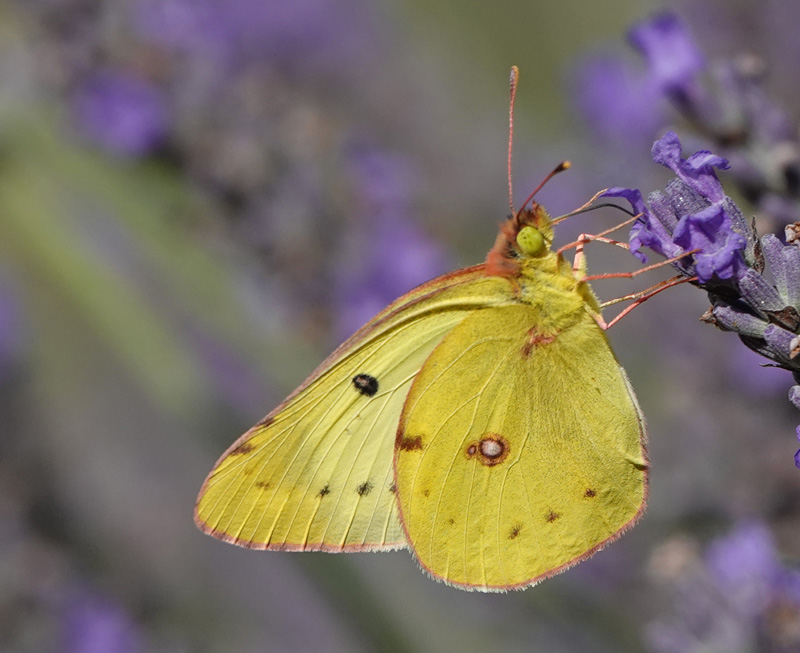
[194,71,648,592]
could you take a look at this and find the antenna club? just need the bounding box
[508,66,520,215]
[515,161,572,218]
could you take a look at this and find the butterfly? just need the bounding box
[194,69,648,592]
[194,201,648,592]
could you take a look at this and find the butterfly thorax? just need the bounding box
[485,204,600,334]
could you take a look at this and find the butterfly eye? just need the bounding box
[516,226,546,256]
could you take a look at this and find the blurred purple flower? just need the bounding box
[573,12,705,150]
[72,70,168,157]
[334,149,447,338]
[131,0,231,56]
[706,521,781,616]
[133,0,375,69]
[572,53,663,146]
[649,521,800,652]
[629,13,704,97]
[61,591,143,653]
[626,10,800,231]
[605,131,747,282]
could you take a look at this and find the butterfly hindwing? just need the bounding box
[194,268,511,551]
[394,303,647,590]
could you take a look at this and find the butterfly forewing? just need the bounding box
[394,304,647,590]
[195,270,511,551]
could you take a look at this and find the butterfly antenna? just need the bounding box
[551,188,638,226]
[508,66,519,215]
[515,161,571,220]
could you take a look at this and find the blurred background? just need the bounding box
[2,0,800,651]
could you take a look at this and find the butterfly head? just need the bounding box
[485,202,556,278]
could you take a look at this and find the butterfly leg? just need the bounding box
[591,275,695,329]
[583,248,699,283]
[567,233,630,278]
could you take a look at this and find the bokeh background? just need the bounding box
[3,1,800,651]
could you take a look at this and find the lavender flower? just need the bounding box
[604,131,749,283]
[72,70,168,158]
[607,131,800,465]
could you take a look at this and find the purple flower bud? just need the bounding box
[761,234,800,308]
[738,269,785,316]
[788,385,800,410]
[711,304,768,338]
[764,324,796,363]
[760,234,784,273]
[781,245,800,309]
[783,248,800,308]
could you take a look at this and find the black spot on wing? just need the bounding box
[318,484,330,498]
[356,481,373,496]
[352,373,379,396]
